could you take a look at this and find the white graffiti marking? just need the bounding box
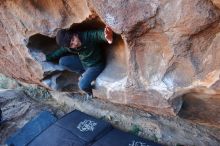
[77,119,97,132]
[129,140,150,146]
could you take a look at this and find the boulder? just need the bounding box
[0,0,220,116]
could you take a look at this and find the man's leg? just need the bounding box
[78,64,105,96]
[0,108,2,122]
[0,108,3,125]
[59,55,84,73]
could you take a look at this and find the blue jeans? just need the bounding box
[59,55,105,94]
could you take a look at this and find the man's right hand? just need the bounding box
[46,54,52,61]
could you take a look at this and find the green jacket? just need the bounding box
[46,29,107,68]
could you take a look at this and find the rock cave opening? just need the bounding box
[26,18,128,94]
[27,33,80,92]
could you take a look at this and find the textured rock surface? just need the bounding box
[212,0,220,9]
[0,0,90,84]
[0,0,220,117]
[0,74,219,145]
[91,0,220,116]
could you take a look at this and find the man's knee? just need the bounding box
[59,57,67,66]
[59,56,72,71]
[78,79,90,92]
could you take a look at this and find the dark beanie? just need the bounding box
[56,29,72,47]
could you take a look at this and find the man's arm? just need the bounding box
[85,26,113,44]
[46,47,69,61]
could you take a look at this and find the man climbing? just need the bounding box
[46,26,113,99]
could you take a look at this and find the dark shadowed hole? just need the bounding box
[27,34,58,54]
[178,92,220,128]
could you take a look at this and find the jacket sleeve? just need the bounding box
[84,29,108,44]
[46,47,69,61]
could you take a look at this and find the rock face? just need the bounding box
[0,0,220,116]
[212,0,220,9]
[0,0,90,84]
